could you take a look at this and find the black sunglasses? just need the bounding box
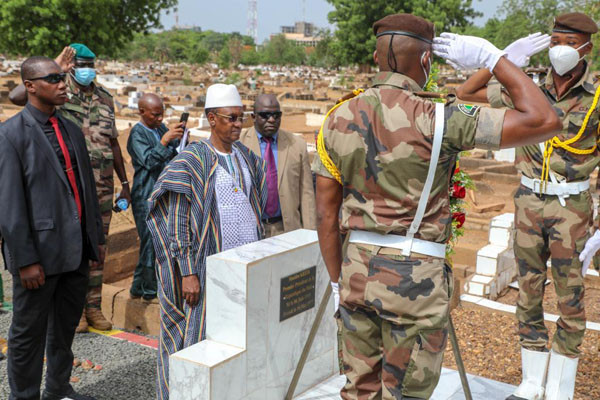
[257,111,282,120]
[28,72,67,84]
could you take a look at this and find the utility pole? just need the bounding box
[247,0,258,46]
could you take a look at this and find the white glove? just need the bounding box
[579,230,600,276]
[433,32,506,71]
[331,282,340,312]
[504,32,551,68]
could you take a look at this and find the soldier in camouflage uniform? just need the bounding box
[313,14,561,400]
[9,44,132,332]
[457,13,599,400]
[63,44,132,332]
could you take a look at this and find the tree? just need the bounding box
[0,0,177,57]
[260,35,306,65]
[326,0,481,66]
[563,0,600,65]
[457,0,599,66]
[228,37,244,67]
[307,29,339,68]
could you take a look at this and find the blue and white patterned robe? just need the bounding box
[146,140,266,400]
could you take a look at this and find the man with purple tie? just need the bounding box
[240,94,316,237]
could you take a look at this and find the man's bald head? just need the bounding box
[21,56,59,81]
[139,93,163,110]
[254,94,279,112]
[138,93,165,129]
[253,93,282,137]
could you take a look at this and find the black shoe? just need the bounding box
[42,389,97,400]
[505,396,527,400]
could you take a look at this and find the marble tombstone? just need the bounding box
[169,229,338,399]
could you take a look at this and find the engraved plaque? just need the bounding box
[279,266,316,322]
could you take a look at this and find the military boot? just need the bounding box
[505,348,549,400]
[545,350,578,400]
[85,308,112,331]
[75,312,88,333]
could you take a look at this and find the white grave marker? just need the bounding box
[169,229,338,400]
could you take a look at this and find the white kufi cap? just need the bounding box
[205,84,242,109]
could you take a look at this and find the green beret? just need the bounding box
[554,12,598,35]
[69,43,96,60]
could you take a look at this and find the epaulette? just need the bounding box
[335,89,364,105]
[413,91,448,100]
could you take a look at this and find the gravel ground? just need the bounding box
[444,306,600,400]
[3,259,599,399]
[496,275,600,321]
[0,266,156,400]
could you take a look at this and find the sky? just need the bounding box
[160,0,506,43]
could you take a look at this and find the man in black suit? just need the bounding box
[0,56,104,400]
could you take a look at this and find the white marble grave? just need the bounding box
[464,213,518,299]
[169,229,338,400]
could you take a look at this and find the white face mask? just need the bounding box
[549,42,589,76]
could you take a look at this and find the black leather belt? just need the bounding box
[263,216,283,224]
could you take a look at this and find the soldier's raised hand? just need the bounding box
[433,32,506,71]
[504,33,551,68]
[579,230,600,276]
[55,46,75,73]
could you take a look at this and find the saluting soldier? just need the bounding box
[10,44,132,332]
[457,12,599,400]
[313,14,562,399]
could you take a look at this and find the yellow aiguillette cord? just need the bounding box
[540,85,600,191]
[316,89,364,185]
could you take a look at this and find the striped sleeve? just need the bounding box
[167,191,196,276]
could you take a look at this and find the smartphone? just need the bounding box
[180,112,189,126]
[178,112,190,154]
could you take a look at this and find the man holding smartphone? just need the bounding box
[127,93,184,302]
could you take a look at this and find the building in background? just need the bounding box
[278,21,322,47]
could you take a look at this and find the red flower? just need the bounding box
[452,212,466,229]
[454,166,460,175]
[451,183,466,199]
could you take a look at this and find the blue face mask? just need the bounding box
[73,68,96,86]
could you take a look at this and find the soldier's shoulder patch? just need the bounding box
[458,103,480,117]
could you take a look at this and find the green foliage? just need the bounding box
[307,29,340,68]
[326,0,482,66]
[119,30,311,67]
[240,49,261,65]
[0,0,177,57]
[224,72,242,85]
[458,0,600,66]
[117,30,254,66]
[260,34,307,65]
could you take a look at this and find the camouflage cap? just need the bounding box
[70,43,96,60]
[373,14,435,44]
[554,12,598,35]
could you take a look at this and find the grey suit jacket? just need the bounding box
[240,127,316,232]
[0,106,105,276]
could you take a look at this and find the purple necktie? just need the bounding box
[264,136,279,216]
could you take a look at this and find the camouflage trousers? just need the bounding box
[514,186,590,357]
[86,159,114,309]
[338,242,452,399]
